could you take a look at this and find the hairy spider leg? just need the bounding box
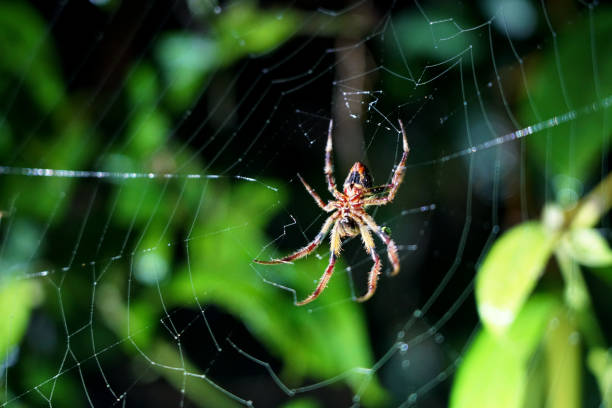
[325,119,341,198]
[296,221,341,305]
[363,119,410,206]
[355,221,382,302]
[254,213,338,264]
[296,252,337,306]
[359,212,400,276]
[366,184,392,196]
[297,174,334,212]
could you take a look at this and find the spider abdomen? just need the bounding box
[339,217,360,237]
[343,162,373,196]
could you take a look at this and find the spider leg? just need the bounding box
[358,212,400,276]
[363,119,410,206]
[297,174,334,212]
[296,253,337,306]
[254,213,338,264]
[365,184,392,197]
[355,220,382,302]
[296,221,341,305]
[325,119,341,198]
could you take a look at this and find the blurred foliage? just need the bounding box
[475,222,554,335]
[0,280,37,370]
[0,1,385,406]
[382,5,486,102]
[156,2,300,110]
[1,0,612,407]
[451,295,562,408]
[0,1,64,112]
[281,398,321,408]
[455,176,612,408]
[451,6,612,408]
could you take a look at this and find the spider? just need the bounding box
[255,119,410,305]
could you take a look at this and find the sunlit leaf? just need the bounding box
[563,228,612,267]
[476,222,554,335]
[214,2,299,61]
[0,280,37,367]
[450,295,559,408]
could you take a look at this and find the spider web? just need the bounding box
[0,0,610,406]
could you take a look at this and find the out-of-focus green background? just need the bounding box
[0,0,611,407]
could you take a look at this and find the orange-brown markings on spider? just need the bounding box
[254,119,409,305]
[295,252,337,306]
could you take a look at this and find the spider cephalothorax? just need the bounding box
[255,119,410,305]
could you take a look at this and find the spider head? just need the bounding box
[343,162,372,196]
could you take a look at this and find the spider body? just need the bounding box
[338,216,359,237]
[255,119,410,305]
[345,162,373,192]
[336,163,371,236]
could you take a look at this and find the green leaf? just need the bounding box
[543,311,581,408]
[0,279,37,365]
[563,228,612,267]
[450,295,559,408]
[587,348,612,406]
[476,222,554,335]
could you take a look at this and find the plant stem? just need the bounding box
[569,170,612,229]
[554,250,605,349]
